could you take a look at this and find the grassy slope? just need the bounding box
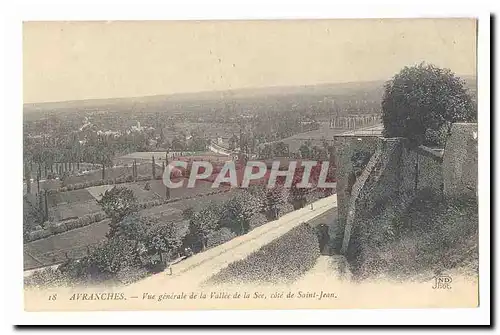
[206,223,320,286]
[347,192,478,281]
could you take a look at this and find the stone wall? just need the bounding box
[443,123,478,199]
[332,136,379,249]
[333,138,444,253]
[340,138,417,253]
[411,145,444,194]
[333,122,477,254]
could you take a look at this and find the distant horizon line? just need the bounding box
[24,74,477,108]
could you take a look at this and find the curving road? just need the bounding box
[123,194,338,293]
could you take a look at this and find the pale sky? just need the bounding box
[23,19,477,104]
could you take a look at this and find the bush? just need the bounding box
[424,127,450,148]
[24,267,71,288]
[263,186,289,220]
[65,218,83,230]
[28,228,51,241]
[206,227,237,249]
[82,214,94,225]
[94,212,106,221]
[47,222,67,234]
[116,176,126,184]
[85,237,137,278]
[382,63,476,146]
[248,213,268,230]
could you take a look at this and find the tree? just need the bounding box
[152,156,156,179]
[120,214,181,269]
[381,63,476,146]
[159,127,165,145]
[85,236,136,278]
[228,134,238,151]
[142,222,182,267]
[189,134,208,152]
[260,144,273,159]
[164,152,170,199]
[23,196,44,241]
[299,141,312,159]
[274,142,289,157]
[120,213,150,261]
[290,168,308,209]
[220,191,261,235]
[171,136,186,151]
[186,204,221,251]
[97,187,139,238]
[311,146,328,161]
[95,135,113,179]
[24,163,31,194]
[263,185,289,220]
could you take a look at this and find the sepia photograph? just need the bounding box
[17,15,487,319]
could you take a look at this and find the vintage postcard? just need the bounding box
[22,18,482,314]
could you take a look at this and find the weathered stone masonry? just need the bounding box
[333,122,477,254]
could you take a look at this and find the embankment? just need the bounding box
[206,223,320,285]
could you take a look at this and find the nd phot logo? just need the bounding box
[432,275,452,290]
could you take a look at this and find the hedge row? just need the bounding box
[26,212,108,242]
[137,188,231,210]
[47,175,156,195]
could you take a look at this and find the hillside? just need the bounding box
[347,192,478,282]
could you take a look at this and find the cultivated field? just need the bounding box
[23,187,239,271]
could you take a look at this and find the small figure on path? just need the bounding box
[310,203,314,210]
[184,247,193,258]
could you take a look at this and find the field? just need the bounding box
[23,187,239,271]
[44,189,101,222]
[24,219,111,270]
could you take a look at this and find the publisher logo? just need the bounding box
[432,275,452,290]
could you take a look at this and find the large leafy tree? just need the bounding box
[263,185,290,220]
[85,236,136,277]
[120,213,151,261]
[142,222,182,265]
[186,204,221,251]
[381,63,476,146]
[220,192,262,236]
[97,187,139,238]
